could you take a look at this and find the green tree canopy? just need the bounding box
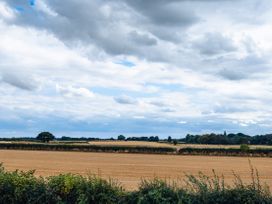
[117,135,126,140]
[36,132,55,143]
[167,136,172,143]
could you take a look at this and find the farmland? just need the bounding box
[89,140,272,150]
[2,140,272,150]
[0,150,272,190]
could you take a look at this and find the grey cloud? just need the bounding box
[124,0,199,42]
[216,53,269,80]
[0,73,37,91]
[2,0,271,80]
[4,0,134,55]
[4,0,199,47]
[193,33,237,55]
[125,0,199,27]
[149,101,167,107]
[213,104,252,114]
[114,95,138,105]
[218,69,247,81]
[161,108,175,113]
[129,31,157,46]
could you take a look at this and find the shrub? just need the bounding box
[173,140,178,145]
[0,164,48,204]
[47,174,124,204]
[240,144,250,152]
[125,178,182,204]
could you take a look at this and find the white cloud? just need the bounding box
[56,84,95,98]
[1,0,272,137]
[0,2,15,20]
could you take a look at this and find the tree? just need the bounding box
[36,132,55,143]
[154,136,159,142]
[117,135,126,140]
[167,136,172,143]
[173,140,178,145]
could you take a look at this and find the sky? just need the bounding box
[0,0,272,138]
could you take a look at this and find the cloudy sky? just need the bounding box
[1,0,272,138]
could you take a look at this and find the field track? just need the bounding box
[1,150,272,190]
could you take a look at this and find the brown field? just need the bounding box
[1,140,272,150]
[0,150,272,190]
[89,140,175,147]
[89,140,272,150]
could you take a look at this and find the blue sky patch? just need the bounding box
[115,60,135,67]
[91,87,158,97]
[29,0,35,6]
[14,6,25,12]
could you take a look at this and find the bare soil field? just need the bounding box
[0,150,272,190]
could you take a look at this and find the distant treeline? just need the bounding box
[184,133,272,145]
[2,132,272,145]
[0,136,104,142]
[121,135,159,142]
[0,135,161,142]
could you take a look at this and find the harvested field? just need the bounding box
[1,140,272,150]
[89,140,174,147]
[0,150,272,190]
[89,140,272,150]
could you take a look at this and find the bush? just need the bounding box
[0,164,48,204]
[131,178,180,203]
[47,174,124,203]
[173,140,178,145]
[240,144,250,152]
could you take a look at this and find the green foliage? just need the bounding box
[126,178,181,204]
[0,163,48,204]
[167,136,172,143]
[118,135,126,141]
[0,143,176,154]
[36,132,55,143]
[47,174,124,203]
[0,163,271,204]
[126,136,160,142]
[183,165,272,204]
[240,144,250,152]
[173,140,178,145]
[185,133,272,145]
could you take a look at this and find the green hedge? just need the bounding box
[178,147,272,157]
[1,143,272,157]
[0,164,271,204]
[0,143,176,154]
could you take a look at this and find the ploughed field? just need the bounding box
[1,150,272,190]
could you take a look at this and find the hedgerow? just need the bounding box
[0,163,271,204]
[2,143,272,157]
[0,143,176,154]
